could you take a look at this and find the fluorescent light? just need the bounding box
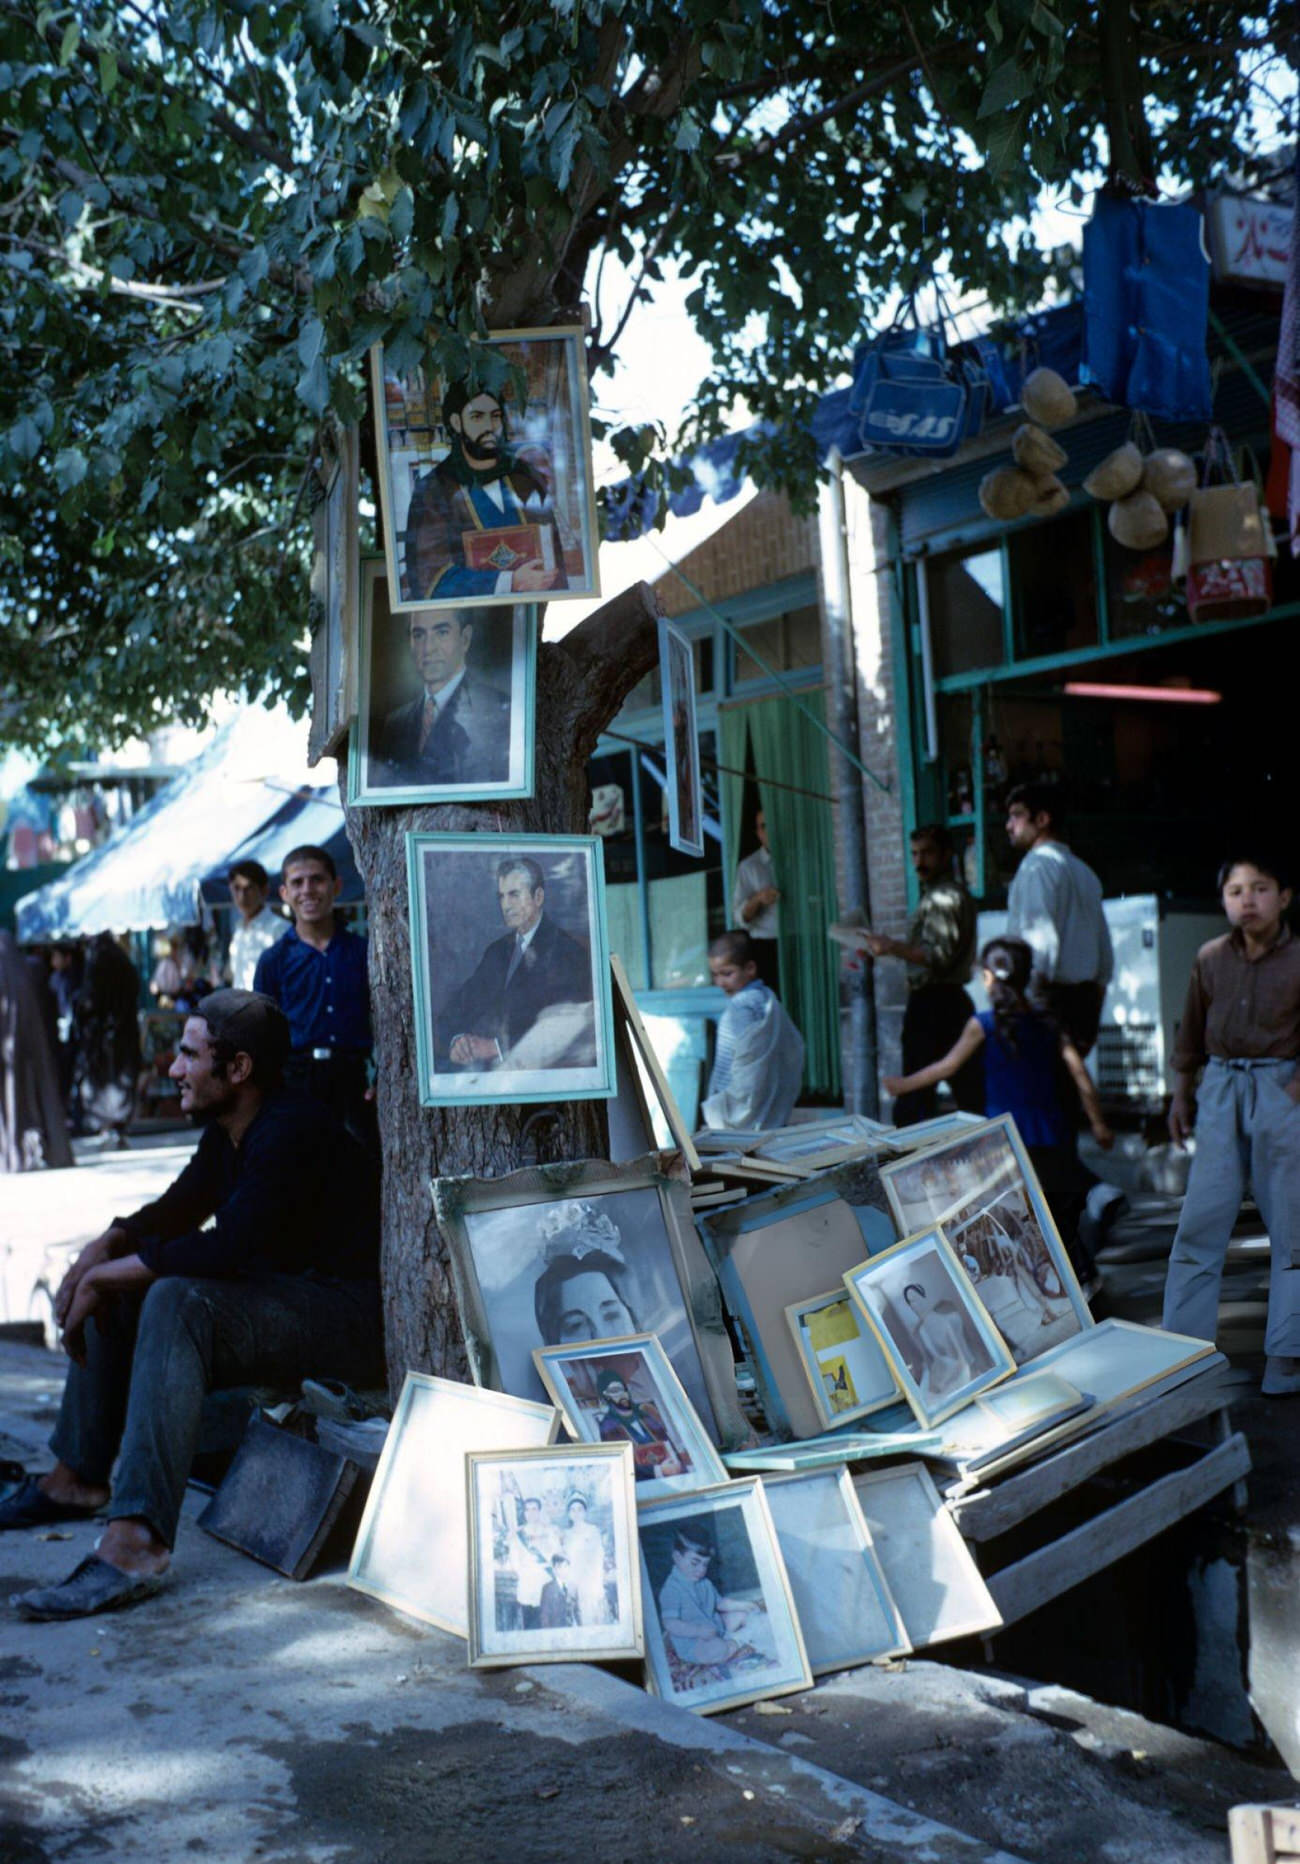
[1063,681,1221,705]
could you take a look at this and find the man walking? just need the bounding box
[1004,783,1112,1055]
[226,859,286,990]
[0,990,382,1618]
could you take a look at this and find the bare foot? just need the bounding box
[38,1464,110,1510]
[97,1517,171,1577]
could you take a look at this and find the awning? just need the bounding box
[15,707,358,942]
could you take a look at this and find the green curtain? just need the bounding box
[720,696,842,1100]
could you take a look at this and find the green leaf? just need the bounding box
[978,51,1032,119]
[298,318,325,368]
[98,47,118,96]
[982,101,1031,178]
[53,446,88,490]
[297,354,329,413]
[674,111,701,153]
[7,414,43,463]
[58,19,80,65]
[58,189,83,228]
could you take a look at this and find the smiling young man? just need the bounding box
[1162,856,1300,1395]
[1,990,383,1618]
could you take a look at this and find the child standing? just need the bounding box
[883,937,1113,1253]
[701,931,804,1130]
[1161,856,1300,1395]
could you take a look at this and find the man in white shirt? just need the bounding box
[226,861,287,992]
[731,808,780,993]
[1004,784,1112,1056]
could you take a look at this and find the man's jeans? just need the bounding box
[50,1274,384,1548]
[1162,1057,1300,1354]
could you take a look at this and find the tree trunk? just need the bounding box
[345,580,664,1390]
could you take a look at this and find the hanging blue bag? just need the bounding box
[849,305,970,458]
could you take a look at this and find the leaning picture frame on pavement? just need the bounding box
[466,1442,643,1667]
[842,1225,1016,1430]
[307,416,359,765]
[761,1467,911,1674]
[346,1372,560,1638]
[348,559,536,806]
[658,617,704,858]
[638,1476,812,1715]
[533,1330,728,1501]
[432,1154,751,1452]
[370,326,600,614]
[406,831,615,1108]
[784,1286,902,1432]
[609,953,702,1172]
[852,1461,1002,1648]
[879,1113,1093,1365]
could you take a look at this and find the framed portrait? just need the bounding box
[407,832,615,1107]
[347,1373,559,1637]
[370,325,600,613]
[638,1478,812,1715]
[994,1316,1215,1414]
[348,559,535,805]
[784,1288,901,1431]
[432,1155,750,1451]
[465,1443,642,1667]
[699,1166,899,1440]
[851,1461,1001,1647]
[878,1113,1093,1364]
[307,417,359,765]
[762,1468,910,1674]
[843,1227,1016,1429]
[533,1331,727,1499]
[658,618,703,858]
[609,954,701,1173]
[750,1115,893,1173]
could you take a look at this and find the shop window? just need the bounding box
[733,604,821,683]
[1102,527,1184,641]
[926,547,1004,679]
[1010,510,1098,659]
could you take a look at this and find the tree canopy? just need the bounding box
[0,0,1290,755]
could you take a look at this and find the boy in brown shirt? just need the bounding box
[1162,856,1300,1394]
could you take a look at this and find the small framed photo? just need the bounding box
[407,832,615,1107]
[762,1468,910,1674]
[370,325,600,612]
[432,1155,750,1451]
[638,1478,812,1714]
[533,1332,728,1499]
[852,1461,1001,1647]
[785,1289,901,1431]
[658,619,703,857]
[843,1226,1015,1429]
[879,1114,1093,1363]
[349,560,535,804]
[347,1373,559,1638]
[466,1443,642,1667]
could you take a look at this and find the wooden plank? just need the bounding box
[985,1433,1251,1629]
[1228,1805,1277,1864]
[950,1371,1239,1543]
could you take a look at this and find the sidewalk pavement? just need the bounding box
[0,1340,1288,1864]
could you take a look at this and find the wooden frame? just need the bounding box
[843,1226,1016,1429]
[370,325,600,613]
[346,1373,559,1637]
[852,1461,1002,1648]
[879,1113,1092,1364]
[762,1467,910,1674]
[348,559,536,805]
[658,617,704,857]
[533,1331,728,1500]
[638,1477,813,1714]
[1229,1803,1300,1864]
[307,417,359,764]
[432,1154,750,1450]
[465,1442,642,1667]
[784,1288,901,1431]
[610,953,701,1172]
[406,830,616,1108]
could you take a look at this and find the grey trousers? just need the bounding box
[49,1274,384,1548]
[1161,1057,1300,1354]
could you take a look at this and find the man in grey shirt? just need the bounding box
[1005,783,1112,1056]
[731,807,780,992]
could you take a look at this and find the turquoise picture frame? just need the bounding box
[406,831,617,1108]
[348,559,537,806]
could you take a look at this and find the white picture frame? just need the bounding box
[762,1467,910,1674]
[852,1461,1001,1648]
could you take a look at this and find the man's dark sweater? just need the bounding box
[115,1093,379,1285]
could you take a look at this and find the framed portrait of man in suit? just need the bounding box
[349,561,535,805]
[407,832,616,1107]
[370,325,600,614]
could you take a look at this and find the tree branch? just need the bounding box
[553,578,663,760]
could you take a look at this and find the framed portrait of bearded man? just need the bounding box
[370,325,601,613]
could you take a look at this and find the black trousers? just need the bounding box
[893,982,984,1128]
[282,1052,378,1156]
[1041,980,1105,1058]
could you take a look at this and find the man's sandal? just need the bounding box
[0,1475,102,1532]
[13,1555,165,1621]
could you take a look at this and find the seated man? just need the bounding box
[0,989,384,1620]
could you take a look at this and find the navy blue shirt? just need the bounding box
[254,922,371,1055]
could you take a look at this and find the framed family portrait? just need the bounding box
[433,1155,750,1450]
[348,560,535,805]
[347,1373,559,1637]
[852,1461,1001,1648]
[407,832,615,1107]
[762,1468,909,1674]
[844,1227,1015,1429]
[638,1477,812,1715]
[465,1443,642,1667]
[533,1332,728,1499]
[370,325,600,613]
[658,618,703,858]
[784,1289,901,1431]
[879,1114,1092,1364]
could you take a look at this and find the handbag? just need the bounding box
[1185,428,1272,623]
[849,295,988,460]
